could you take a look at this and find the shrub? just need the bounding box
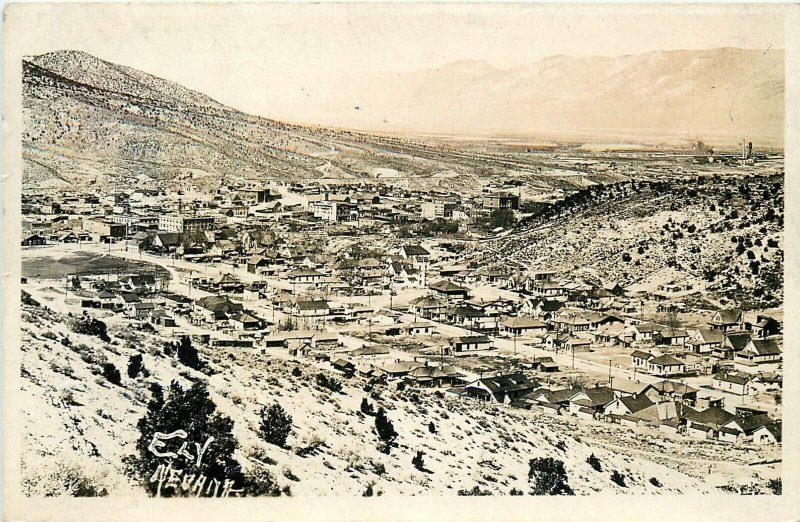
[242,467,282,497]
[610,470,627,488]
[586,453,602,472]
[373,462,386,476]
[258,403,293,448]
[458,485,493,496]
[428,422,436,434]
[375,408,397,453]
[363,482,375,497]
[767,478,781,495]
[528,457,574,496]
[412,451,425,471]
[316,373,342,393]
[21,458,108,497]
[649,477,662,488]
[70,317,111,342]
[127,354,144,379]
[360,397,375,415]
[509,488,524,496]
[291,367,302,377]
[102,363,121,386]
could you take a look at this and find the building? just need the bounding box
[733,339,781,374]
[712,372,751,395]
[310,201,358,223]
[647,354,686,376]
[482,192,520,210]
[465,373,540,404]
[158,215,217,234]
[84,219,127,238]
[449,335,492,354]
[237,188,275,205]
[421,201,458,220]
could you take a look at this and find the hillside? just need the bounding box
[18,295,778,497]
[22,50,630,193]
[473,173,784,309]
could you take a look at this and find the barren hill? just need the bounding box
[22,50,626,193]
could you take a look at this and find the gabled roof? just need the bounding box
[155,232,181,246]
[451,335,491,344]
[694,329,724,344]
[648,354,684,367]
[714,372,751,386]
[401,245,431,256]
[725,413,775,434]
[195,295,243,314]
[501,316,547,329]
[572,386,615,407]
[537,300,563,312]
[747,339,781,356]
[295,299,329,311]
[645,380,697,396]
[711,309,743,324]
[429,280,468,293]
[619,394,655,414]
[630,350,653,360]
[471,373,539,394]
[685,406,735,428]
[724,333,751,350]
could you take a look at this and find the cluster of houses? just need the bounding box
[459,372,781,446]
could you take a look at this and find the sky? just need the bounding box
[7,3,788,125]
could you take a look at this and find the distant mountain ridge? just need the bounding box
[299,48,784,146]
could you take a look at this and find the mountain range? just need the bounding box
[21,48,783,190]
[295,48,784,145]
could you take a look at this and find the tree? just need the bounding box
[374,408,397,453]
[176,336,203,370]
[412,451,425,471]
[125,380,244,497]
[428,422,436,434]
[360,397,375,415]
[102,363,121,386]
[258,403,293,448]
[127,354,145,379]
[586,453,602,472]
[528,457,574,495]
[489,208,515,230]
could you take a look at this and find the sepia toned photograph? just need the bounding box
[2,2,798,521]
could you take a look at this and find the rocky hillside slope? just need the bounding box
[18,297,774,497]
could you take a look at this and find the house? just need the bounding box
[194,295,244,322]
[656,329,689,347]
[708,309,744,332]
[21,234,47,246]
[229,311,264,331]
[722,413,775,438]
[406,365,464,388]
[293,299,330,318]
[152,232,181,252]
[712,372,751,395]
[603,394,654,417]
[149,309,176,328]
[748,315,781,339]
[331,359,356,377]
[532,356,559,373]
[531,387,580,407]
[567,386,616,417]
[647,354,686,376]
[640,381,698,405]
[715,333,751,360]
[464,373,540,404]
[381,361,424,379]
[287,269,325,284]
[428,280,470,301]
[752,422,781,445]
[448,335,492,354]
[406,322,435,336]
[632,400,696,427]
[734,339,781,374]
[630,350,653,370]
[408,295,446,319]
[684,406,735,433]
[687,329,724,354]
[397,245,431,267]
[127,301,155,319]
[624,322,659,343]
[122,274,157,293]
